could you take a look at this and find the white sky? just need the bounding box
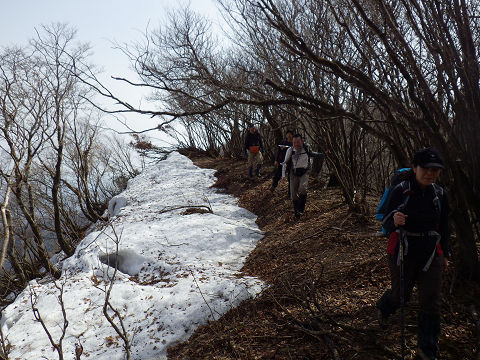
[0,0,222,141]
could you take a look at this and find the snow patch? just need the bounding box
[2,152,264,360]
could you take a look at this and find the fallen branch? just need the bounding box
[269,269,402,359]
[189,269,216,321]
[159,204,213,215]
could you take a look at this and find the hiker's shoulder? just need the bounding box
[391,180,411,196]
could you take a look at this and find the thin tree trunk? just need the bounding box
[0,182,12,270]
[6,210,26,284]
[52,129,74,256]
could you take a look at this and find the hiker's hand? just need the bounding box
[393,212,408,227]
[443,257,449,269]
[274,161,279,166]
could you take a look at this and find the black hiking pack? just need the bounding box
[375,168,443,236]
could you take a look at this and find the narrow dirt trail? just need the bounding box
[169,154,477,360]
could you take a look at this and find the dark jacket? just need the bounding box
[244,131,264,153]
[274,139,293,163]
[383,177,450,260]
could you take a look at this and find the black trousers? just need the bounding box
[271,165,282,188]
[383,254,443,316]
[271,165,290,195]
[377,253,444,357]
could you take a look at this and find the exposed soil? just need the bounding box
[168,152,479,360]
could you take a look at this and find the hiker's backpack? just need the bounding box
[376,168,412,236]
[376,168,444,236]
[286,144,312,176]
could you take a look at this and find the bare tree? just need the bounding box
[251,0,480,277]
[78,0,480,278]
[30,281,69,360]
[96,224,131,360]
[0,44,61,278]
[30,23,93,256]
[0,24,141,295]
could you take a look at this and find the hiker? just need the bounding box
[270,130,293,193]
[281,134,325,218]
[244,124,264,180]
[376,148,450,360]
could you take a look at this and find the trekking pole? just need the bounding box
[398,226,406,360]
[394,190,410,360]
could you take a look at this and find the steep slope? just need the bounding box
[1,152,264,360]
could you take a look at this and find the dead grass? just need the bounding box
[168,154,479,360]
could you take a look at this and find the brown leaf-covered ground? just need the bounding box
[168,152,479,360]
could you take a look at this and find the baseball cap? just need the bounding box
[413,147,445,169]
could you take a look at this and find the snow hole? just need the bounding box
[99,249,146,276]
[108,196,127,217]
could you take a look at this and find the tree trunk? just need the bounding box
[263,106,282,143]
[6,210,26,285]
[13,184,60,279]
[52,132,74,256]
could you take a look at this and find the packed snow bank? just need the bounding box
[1,152,264,360]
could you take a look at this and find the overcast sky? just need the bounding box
[1,0,222,140]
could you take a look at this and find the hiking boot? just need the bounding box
[376,289,396,329]
[417,312,440,360]
[269,186,275,192]
[293,199,300,218]
[298,194,307,213]
[416,348,437,360]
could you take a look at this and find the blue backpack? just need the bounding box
[376,168,412,235]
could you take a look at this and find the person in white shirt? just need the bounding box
[281,134,325,218]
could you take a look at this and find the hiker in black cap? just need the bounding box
[270,130,293,194]
[281,134,325,218]
[376,147,450,360]
[244,124,264,180]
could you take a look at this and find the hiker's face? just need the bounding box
[249,127,256,134]
[413,166,442,188]
[293,137,303,150]
[286,133,293,142]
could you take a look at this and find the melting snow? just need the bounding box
[1,152,264,359]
